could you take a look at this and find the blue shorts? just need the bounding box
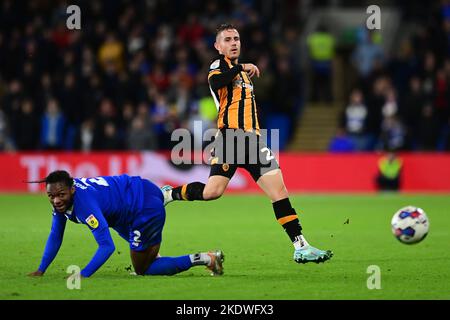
[128,179,166,252]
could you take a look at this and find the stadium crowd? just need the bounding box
[0,0,448,153]
[0,0,303,152]
[333,0,450,152]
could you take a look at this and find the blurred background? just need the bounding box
[1,0,448,153]
[0,0,449,192]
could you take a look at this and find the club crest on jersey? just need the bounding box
[233,78,253,91]
[85,214,99,229]
[210,156,219,165]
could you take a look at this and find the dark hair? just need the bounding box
[27,170,74,187]
[216,23,237,37]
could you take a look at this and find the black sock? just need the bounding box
[272,198,302,243]
[172,182,205,201]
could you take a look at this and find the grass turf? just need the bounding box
[1,193,449,300]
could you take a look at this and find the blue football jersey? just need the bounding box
[70,175,145,230]
[38,175,164,277]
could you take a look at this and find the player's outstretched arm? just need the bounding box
[80,227,115,277]
[29,213,67,276]
[78,211,115,277]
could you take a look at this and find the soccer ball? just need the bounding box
[391,206,429,244]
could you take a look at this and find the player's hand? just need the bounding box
[28,270,44,277]
[242,63,260,78]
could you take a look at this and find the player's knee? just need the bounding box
[134,267,146,276]
[271,185,289,202]
[134,256,157,276]
[203,188,224,200]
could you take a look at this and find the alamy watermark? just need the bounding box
[66,5,81,30]
[66,265,81,290]
[366,265,381,290]
[366,5,381,30]
[170,121,280,176]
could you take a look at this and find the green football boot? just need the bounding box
[294,246,333,264]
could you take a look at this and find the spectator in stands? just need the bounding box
[341,88,369,151]
[328,127,355,153]
[98,32,124,74]
[0,0,448,154]
[13,99,40,150]
[149,63,171,93]
[417,104,440,150]
[93,98,119,149]
[1,80,23,127]
[127,116,157,151]
[401,76,427,148]
[0,107,13,151]
[421,51,437,102]
[352,29,384,80]
[365,76,390,150]
[307,24,335,103]
[177,14,205,45]
[101,122,124,150]
[120,102,135,131]
[75,118,95,152]
[379,114,407,152]
[151,93,175,150]
[434,67,450,128]
[381,88,399,120]
[40,98,66,150]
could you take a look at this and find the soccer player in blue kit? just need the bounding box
[28,170,224,278]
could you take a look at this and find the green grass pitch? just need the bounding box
[1,193,449,300]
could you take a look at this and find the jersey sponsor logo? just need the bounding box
[232,78,253,91]
[85,214,99,229]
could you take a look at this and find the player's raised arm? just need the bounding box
[29,213,67,276]
[208,60,243,91]
[77,209,115,278]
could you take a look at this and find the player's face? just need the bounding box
[46,183,75,213]
[215,29,241,61]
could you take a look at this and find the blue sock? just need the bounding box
[145,255,193,276]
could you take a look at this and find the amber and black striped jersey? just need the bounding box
[208,54,260,133]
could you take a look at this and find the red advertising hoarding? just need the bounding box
[0,152,449,193]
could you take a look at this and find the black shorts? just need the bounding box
[208,128,279,182]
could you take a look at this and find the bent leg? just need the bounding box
[169,174,232,201]
[130,243,161,275]
[131,246,224,276]
[256,168,288,202]
[167,161,237,202]
[257,169,305,246]
[257,169,333,263]
[145,255,193,276]
[202,175,230,200]
[130,244,192,276]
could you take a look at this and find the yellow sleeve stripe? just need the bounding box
[208,70,221,80]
